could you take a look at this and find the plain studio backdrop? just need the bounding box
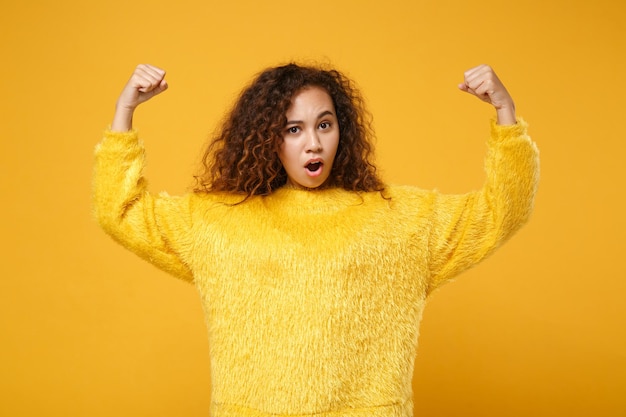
[1,0,624,415]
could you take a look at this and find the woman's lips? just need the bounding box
[305,159,324,177]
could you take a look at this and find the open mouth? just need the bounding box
[306,161,322,172]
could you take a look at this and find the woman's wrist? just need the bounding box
[495,102,516,125]
[111,107,134,132]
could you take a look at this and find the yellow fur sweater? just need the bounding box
[93,119,539,417]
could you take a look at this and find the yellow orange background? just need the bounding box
[1,0,625,416]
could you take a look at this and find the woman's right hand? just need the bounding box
[111,64,168,132]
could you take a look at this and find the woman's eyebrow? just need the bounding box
[286,110,335,125]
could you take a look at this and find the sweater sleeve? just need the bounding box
[93,129,195,283]
[426,118,539,294]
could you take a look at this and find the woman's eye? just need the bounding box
[286,126,299,134]
[319,122,330,129]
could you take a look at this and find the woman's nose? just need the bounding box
[305,131,322,152]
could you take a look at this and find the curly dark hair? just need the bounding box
[194,63,385,197]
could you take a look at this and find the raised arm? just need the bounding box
[94,65,194,283]
[426,66,539,293]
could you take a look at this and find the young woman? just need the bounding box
[94,63,539,417]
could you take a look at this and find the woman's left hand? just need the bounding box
[458,65,516,125]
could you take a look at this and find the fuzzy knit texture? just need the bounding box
[93,119,539,417]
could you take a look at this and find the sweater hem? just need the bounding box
[210,399,413,417]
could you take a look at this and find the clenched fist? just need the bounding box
[458,65,516,125]
[111,64,168,131]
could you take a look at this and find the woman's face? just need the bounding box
[279,86,340,189]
